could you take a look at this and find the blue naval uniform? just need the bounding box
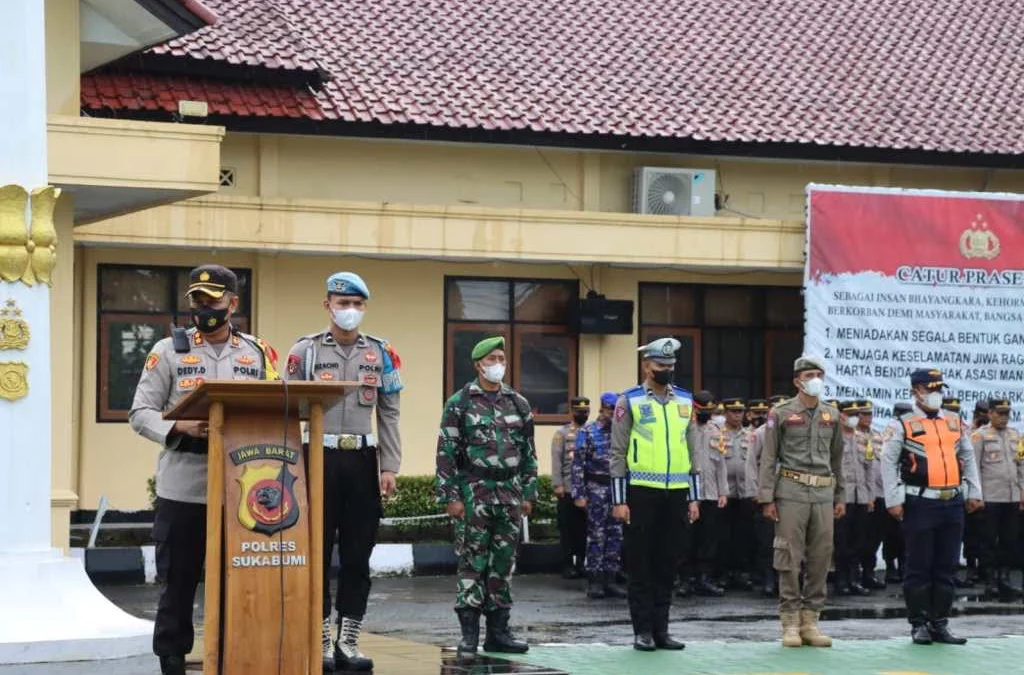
[572,418,623,573]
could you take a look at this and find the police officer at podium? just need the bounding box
[285,271,403,672]
[130,264,279,675]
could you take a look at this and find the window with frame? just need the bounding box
[444,277,579,423]
[97,264,252,422]
[639,283,802,399]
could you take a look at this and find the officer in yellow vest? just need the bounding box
[610,337,700,652]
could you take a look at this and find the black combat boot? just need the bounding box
[158,655,186,675]
[455,607,481,659]
[675,574,692,598]
[335,616,374,672]
[861,567,886,590]
[905,585,933,645]
[695,573,725,597]
[997,567,1022,602]
[834,567,852,596]
[652,607,684,650]
[849,567,871,596]
[586,572,606,599]
[984,567,1000,599]
[604,571,628,598]
[928,585,966,644]
[482,608,528,653]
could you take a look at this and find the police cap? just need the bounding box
[570,397,591,411]
[638,337,681,365]
[693,390,717,411]
[186,264,238,299]
[909,368,945,390]
[722,397,746,412]
[326,271,370,299]
[793,355,826,374]
[989,398,1011,413]
[599,392,618,408]
[747,398,769,413]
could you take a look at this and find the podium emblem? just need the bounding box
[236,460,300,536]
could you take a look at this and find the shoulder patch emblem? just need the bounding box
[287,354,300,375]
[179,355,201,365]
[145,353,160,371]
[614,402,627,421]
[678,403,691,418]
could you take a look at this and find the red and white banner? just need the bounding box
[804,185,1024,425]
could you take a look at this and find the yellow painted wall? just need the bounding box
[219,134,1024,221]
[50,195,77,548]
[45,0,80,116]
[76,248,801,509]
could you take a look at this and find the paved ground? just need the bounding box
[4,575,1024,674]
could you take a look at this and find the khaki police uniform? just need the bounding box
[682,418,727,596]
[552,416,587,576]
[971,418,1024,589]
[834,405,877,595]
[285,329,401,623]
[130,264,276,670]
[758,392,844,616]
[710,422,756,587]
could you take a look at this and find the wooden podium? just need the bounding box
[164,380,355,675]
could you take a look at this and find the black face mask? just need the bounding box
[192,306,230,334]
[752,416,767,428]
[652,370,674,386]
[696,412,711,424]
[573,413,589,426]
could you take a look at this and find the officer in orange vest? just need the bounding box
[881,368,983,646]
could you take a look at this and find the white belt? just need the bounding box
[905,485,961,501]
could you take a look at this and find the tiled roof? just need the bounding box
[81,0,1024,156]
[81,73,324,119]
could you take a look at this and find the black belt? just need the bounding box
[585,473,611,485]
[175,437,208,455]
[464,465,518,481]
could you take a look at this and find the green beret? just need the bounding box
[471,336,505,361]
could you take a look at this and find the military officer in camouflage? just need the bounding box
[611,337,700,652]
[571,392,627,599]
[552,397,590,580]
[130,264,279,675]
[758,355,845,649]
[436,336,537,659]
[285,271,403,673]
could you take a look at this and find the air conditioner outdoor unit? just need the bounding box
[632,167,717,217]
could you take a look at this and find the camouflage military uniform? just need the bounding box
[571,418,621,573]
[436,380,538,610]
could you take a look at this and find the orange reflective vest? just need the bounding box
[899,414,962,488]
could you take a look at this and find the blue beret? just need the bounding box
[600,392,618,408]
[326,272,370,299]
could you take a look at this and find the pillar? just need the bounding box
[0,1,152,663]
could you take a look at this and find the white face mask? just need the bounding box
[481,363,506,384]
[332,308,364,332]
[922,391,943,411]
[801,377,824,398]
[711,415,726,427]
[845,416,859,429]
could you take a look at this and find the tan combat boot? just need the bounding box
[798,609,833,647]
[780,611,802,648]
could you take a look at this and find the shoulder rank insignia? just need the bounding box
[946,417,960,432]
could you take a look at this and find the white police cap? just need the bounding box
[638,337,681,364]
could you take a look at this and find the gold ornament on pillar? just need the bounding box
[0,184,60,285]
[0,299,29,350]
[0,360,28,401]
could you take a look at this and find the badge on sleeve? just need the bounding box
[678,403,691,418]
[287,354,300,375]
[614,401,627,422]
[145,353,160,371]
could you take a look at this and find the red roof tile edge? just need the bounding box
[179,0,218,25]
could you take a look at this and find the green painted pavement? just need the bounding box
[506,636,1024,675]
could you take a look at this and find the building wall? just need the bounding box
[76,247,801,510]
[218,133,1024,220]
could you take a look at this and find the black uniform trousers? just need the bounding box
[835,503,870,580]
[681,501,718,577]
[882,499,905,571]
[902,495,965,627]
[152,498,207,658]
[717,498,754,577]
[323,446,382,620]
[624,485,689,636]
[556,493,587,569]
[979,502,1020,571]
[963,510,984,573]
[860,498,888,577]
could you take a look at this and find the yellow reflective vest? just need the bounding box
[625,384,693,489]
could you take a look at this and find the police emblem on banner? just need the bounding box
[230,444,301,536]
